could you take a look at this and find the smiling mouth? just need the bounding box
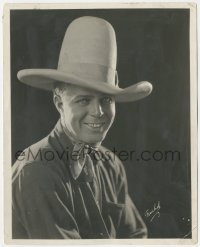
[84,123,105,128]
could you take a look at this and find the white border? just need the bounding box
[2,1,198,246]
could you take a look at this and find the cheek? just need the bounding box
[105,104,116,123]
[62,104,86,128]
[61,103,75,127]
[62,103,71,119]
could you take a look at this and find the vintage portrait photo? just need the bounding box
[3,2,197,245]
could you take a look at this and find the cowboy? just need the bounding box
[12,16,152,239]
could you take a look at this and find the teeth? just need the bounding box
[87,123,104,128]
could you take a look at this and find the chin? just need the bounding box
[82,134,105,145]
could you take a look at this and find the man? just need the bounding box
[12,16,152,239]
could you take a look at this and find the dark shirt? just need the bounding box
[12,120,147,239]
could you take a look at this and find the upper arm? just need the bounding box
[12,162,80,239]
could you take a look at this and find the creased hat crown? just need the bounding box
[58,16,117,85]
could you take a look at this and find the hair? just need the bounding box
[53,81,69,98]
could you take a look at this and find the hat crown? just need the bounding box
[58,16,117,84]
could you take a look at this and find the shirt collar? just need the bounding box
[51,119,99,180]
[50,119,74,166]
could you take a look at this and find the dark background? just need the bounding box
[11,9,191,238]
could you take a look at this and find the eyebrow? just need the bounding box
[72,95,93,100]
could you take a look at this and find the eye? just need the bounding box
[77,98,90,106]
[102,96,113,104]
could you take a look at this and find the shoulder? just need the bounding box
[22,136,53,162]
[12,136,67,185]
[14,136,51,165]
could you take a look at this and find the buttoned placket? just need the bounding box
[88,151,102,212]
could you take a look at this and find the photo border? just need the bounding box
[3,2,197,245]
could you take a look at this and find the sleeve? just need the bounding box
[115,158,148,238]
[12,162,81,239]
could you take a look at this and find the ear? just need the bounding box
[53,93,63,114]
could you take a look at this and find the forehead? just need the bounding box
[63,84,109,98]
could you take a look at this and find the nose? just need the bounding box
[89,100,104,118]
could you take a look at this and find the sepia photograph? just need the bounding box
[3,2,197,245]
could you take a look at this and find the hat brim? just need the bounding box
[17,69,153,102]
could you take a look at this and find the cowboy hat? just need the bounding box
[17,16,153,102]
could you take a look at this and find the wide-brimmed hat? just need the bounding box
[17,16,153,102]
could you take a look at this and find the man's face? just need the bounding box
[57,85,116,145]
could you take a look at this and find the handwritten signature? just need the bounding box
[145,201,161,222]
